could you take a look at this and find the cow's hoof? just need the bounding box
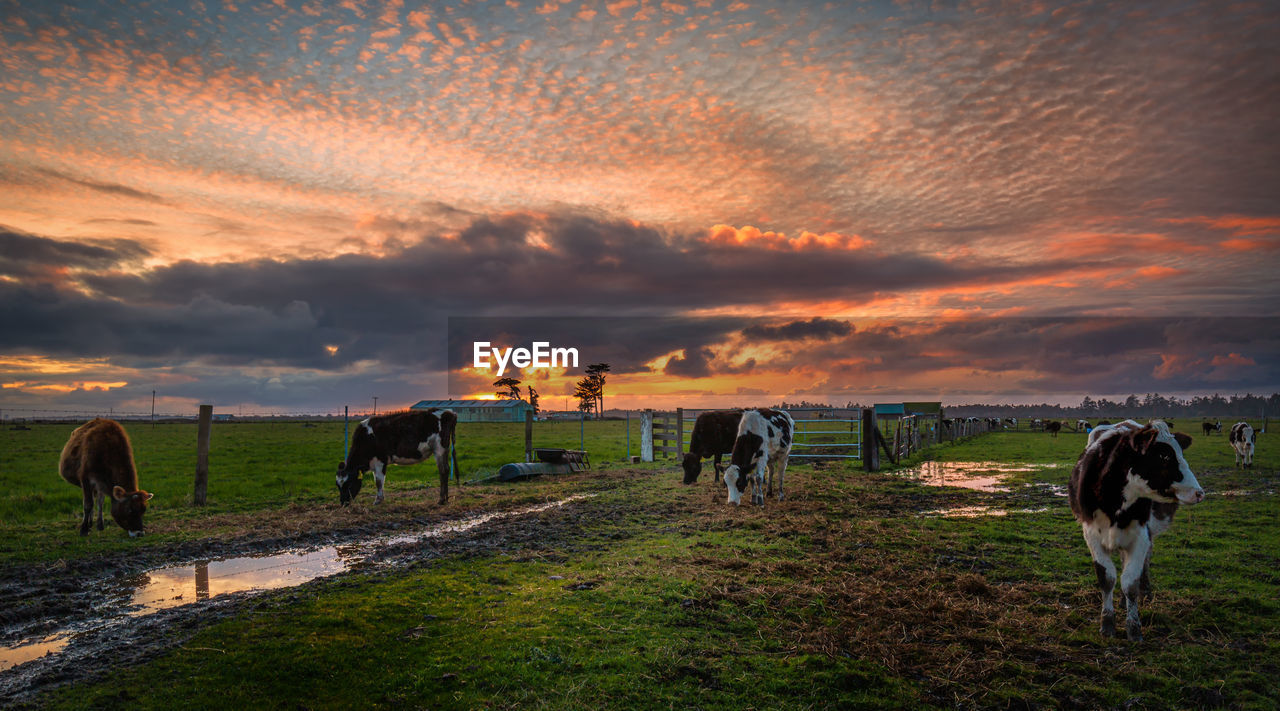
[79,527,90,537]
[777,493,786,502]
[1101,616,1116,637]
[1127,624,1143,642]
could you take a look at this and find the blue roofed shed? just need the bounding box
[410,399,533,423]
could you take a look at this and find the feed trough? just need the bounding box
[497,448,591,481]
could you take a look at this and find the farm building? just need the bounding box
[409,399,533,423]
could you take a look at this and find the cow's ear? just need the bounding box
[112,486,127,501]
[1132,428,1158,453]
[142,491,155,501]
[1174,433,1192,451]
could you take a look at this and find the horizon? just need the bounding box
[2,0,1278,412]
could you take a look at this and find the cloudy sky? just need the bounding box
[1,0,1277,414]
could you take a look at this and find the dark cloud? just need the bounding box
[665,347,715,379]
[0,227,151,279]
[742,317,853,342]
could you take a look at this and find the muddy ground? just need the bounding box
[0,471,638,707]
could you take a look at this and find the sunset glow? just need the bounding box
[1,0,1277,414]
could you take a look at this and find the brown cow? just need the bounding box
[59,418,153,537]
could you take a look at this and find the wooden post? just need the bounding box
[194,404,212,506]
[525,409,534,463]
[626,410,631,460]
[676,407,685,456]
[641,409,654,462]
[861,408,879,471]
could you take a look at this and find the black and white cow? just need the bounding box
[1076,419,1090,433]
[1228,422,1255,468]
[682,410,742,485]
[336,409,458,506]
[722,408,793,506]
[1069,419,1204,641]
[1201,419,1221,437]
[1045,421,1062,437]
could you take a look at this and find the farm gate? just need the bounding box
[641,408,993,470]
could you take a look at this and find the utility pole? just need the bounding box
[372,396,379,416]
[151,390,156,427]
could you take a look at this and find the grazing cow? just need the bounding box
[1005,417,1018,429]
[336,409,458,505]
[1046,421,1062,437]
[1077,419,1090,433]
[723,408,794,506]
[59,418,154,537]
[1068,420,1204,641]
[1201,420,1221,437]
[1228,422,1255,468]
[682,410,742,485]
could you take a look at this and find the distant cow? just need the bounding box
[59,418,154,537]
[1076,419,1090,433]
[337,409,458,505]
[1201,420,1221,437]
[682,410,742,485]
[1228,422,1255,468]
[723,409,794,506]
[1069,420,1204,641]
[1046,421,1062,437]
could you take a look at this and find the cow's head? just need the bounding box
[336,460,363,505]
[1125,425,1204,505]
[722,464,745,505]
[111,486,153,537]
[681,452,703,485]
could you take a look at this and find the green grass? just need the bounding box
[22,423,1280,710]
[0,419,653,564]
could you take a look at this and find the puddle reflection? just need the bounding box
[0,496,587,673]
[896,461,1059,492]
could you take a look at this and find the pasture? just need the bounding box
[1,420,1277,709]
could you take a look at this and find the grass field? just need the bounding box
[3,419,1277,709]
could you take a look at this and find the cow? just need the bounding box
[59,418,154,537]
[722,408,793,506]
[1201,420,1221,437]
[336,409,458,506]
[1046,420,1062,437]
[681,410,742,485]
[1005,417,1018,429]
[1076,419,1090,433]
[1068,419,1204,641]
[1228,422,1255,468]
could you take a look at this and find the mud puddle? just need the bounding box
[0,496,588,674]
[894,461,1060,492]
[918,505,1050,518]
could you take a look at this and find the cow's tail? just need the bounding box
[440,409,459,484]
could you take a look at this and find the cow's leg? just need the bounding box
[775,452,789,501]
[1120,531,1151,642]
[713,454,725,485]
[752,461,766,506]
[95,491,105,531]
[1140,542,1154,601]
[1083,527,1117,637]
[372,459,386,504]
[79,485,94,536]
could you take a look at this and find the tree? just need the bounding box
[584,363,611,415]
[574,377,600,415]
[493,377,521,401]
[527,386,540,415]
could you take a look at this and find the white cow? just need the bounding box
[722,408,793,506]
[1229,422,1255,468]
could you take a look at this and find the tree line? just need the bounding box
[491,363,611,416]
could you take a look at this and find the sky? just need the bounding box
[1,0,1278,415]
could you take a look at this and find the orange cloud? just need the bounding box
[1162,215,1280,237]
[704,224,869,251]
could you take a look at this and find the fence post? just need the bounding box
[626,410,631,461]
[525,409,534,462]
[641,409,654,462]
[861,408,879,471]
[194,404,212,506]
[676,407,685,457]
[343,405,349,464]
